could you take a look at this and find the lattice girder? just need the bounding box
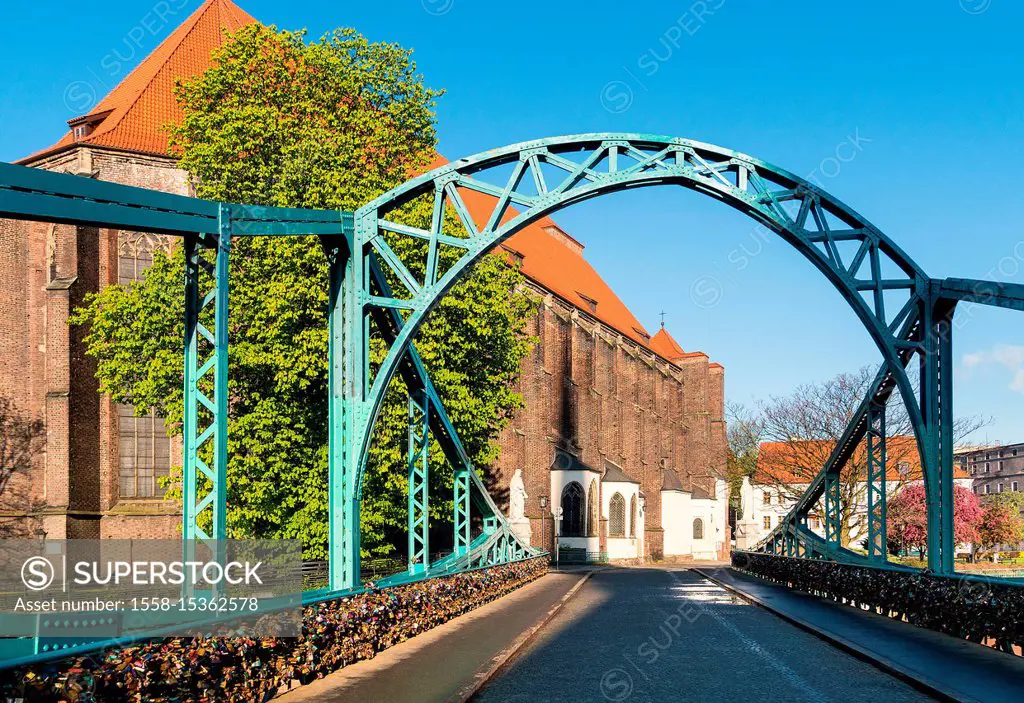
[352,135,928,508]
[407,390,431,575]
[182,207,230,575]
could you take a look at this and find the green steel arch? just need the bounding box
[346,132,962,582]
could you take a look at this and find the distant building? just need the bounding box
[958,442,1024,553]
[743,438,971,548]
[957,442,1024,498]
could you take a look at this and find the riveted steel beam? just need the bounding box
[939,278,1024,312]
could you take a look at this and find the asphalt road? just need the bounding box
[475,567,924,703]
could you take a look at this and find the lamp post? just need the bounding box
[638,496,646,563]
[555,506,564,569]
[539,495,548,557]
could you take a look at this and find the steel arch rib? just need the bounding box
[351,133,931,534]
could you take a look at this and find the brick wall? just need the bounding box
[0,146,188,540]
[494,287,728,559]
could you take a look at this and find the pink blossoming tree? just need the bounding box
[886,483,982,559]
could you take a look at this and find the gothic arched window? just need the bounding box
[561,482,585,537]
[629,495,637,538]
[586,480,598,536]
[609,493,626,537]
[693,518,704,540]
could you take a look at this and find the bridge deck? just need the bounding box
[477,567,922,702]
[275,566,1022,702]
[698,567,1024,703]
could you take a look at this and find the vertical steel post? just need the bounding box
[921,292,957,574]
[937,317,954,573]
[407,389,430,575]
[326,227,360,591]
[181,209,229,594]
[936,301,956,574]
[921,300,940,571]
[182,221,229,545]
[824,473,841,550]
[212,206,230,548]
[182,235,199,547]
[866,399,887,562]
[454,467,470,556]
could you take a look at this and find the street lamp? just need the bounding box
[555,506,564,569]
[539,495,548,556]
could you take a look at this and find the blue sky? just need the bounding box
[1,0,1021,443]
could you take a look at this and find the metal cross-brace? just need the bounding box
[407,389,431,575]
[182,204,231,586]
[865,399,887,562]
[362,251,538,573]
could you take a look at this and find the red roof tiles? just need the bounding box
[650,327,686,360]
[21,0,255,162]
[755,438,969,485]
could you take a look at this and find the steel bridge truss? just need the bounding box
[2,131,1022,608]
[0,159,538,603]
[351,133,1024,575]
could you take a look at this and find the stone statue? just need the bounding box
[740,476,754,521]
[509,469,528,520]
[507,469,533,545]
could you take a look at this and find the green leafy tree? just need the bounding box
[70,24,534,559]
[725,402,762,511]
[975,491,1024,560]
[983,490,1024,514]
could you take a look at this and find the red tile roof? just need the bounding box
[754,438,969,485]
[20,0,255,163]
[650,327,684,359]
[19,0,720,369]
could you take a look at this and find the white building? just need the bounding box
[739,439,971,548]
[537,452,729,562]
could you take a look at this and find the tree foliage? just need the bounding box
[976,494,1024,558]
[983,489,1024,514]
[70,24,534,558]
[725,402,762,508]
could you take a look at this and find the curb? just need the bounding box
[692,568,978,703]
[449,569,594,702]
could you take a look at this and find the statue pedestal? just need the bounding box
[734,520,761,551]
[509,517,533,547]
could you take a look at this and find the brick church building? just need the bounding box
[0,0,729,560]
